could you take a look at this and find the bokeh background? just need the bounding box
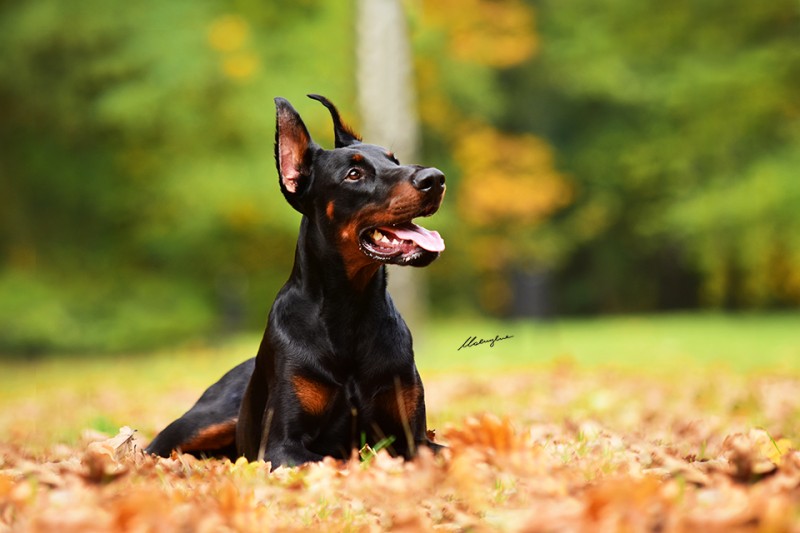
[1,0,799,355]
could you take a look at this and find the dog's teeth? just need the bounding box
[391,239,400,245]
[380,235,391,244]
[372,230,383,241]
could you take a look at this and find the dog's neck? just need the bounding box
[289,216,386,306]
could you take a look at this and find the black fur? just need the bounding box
[146,95,445,467]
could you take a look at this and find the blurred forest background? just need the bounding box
[1,0,798,354]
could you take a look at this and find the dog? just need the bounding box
[145,95,446,467]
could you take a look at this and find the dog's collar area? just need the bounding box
[358,221,444,265]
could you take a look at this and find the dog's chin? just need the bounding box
[359,242,440,267]
[401,249,440,267]
[361,246,439,267]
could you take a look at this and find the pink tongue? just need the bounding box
[381,223,445,252]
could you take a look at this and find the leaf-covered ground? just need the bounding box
[2,363,800,532]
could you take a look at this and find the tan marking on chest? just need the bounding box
[292,375,333,416]
[337,218,380,290]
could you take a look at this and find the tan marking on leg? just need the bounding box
[380,383,420,424]
[292,375,332,416]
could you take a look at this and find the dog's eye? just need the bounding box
[346,168,363,181]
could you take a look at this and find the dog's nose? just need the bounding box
[412,168,446,193]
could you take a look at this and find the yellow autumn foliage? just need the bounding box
[415,60,458,134]
[455,125,573,227]
[208,15,259,81]
[752,429,794,466]
[222,52,260,80]
[422,0,537,68]
[208,15,250,53]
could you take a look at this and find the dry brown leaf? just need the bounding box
[646,449,712,486]
[722,432,778,482]
[81,426,137,483]
[3,369,800,532]
[444,413,526,453]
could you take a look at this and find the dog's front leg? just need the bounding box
[264,441,325,469]
[256,408,327,468]
[237,376,328,467]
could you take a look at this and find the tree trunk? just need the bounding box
[356,0,427,330]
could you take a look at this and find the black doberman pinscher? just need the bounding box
[146,95,445,467]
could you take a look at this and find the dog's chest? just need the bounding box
[302,372,417,458]
[328,372,395,414]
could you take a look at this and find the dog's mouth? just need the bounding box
[359,221,445,267]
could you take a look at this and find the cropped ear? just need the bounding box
[307,94,362,148]
[274,97,313,196]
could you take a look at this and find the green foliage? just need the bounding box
[505,0,800,311]
[0,270,214,354]
[1,0,798,352]
[0,0,355,353]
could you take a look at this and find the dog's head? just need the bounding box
[274,95,445,272]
